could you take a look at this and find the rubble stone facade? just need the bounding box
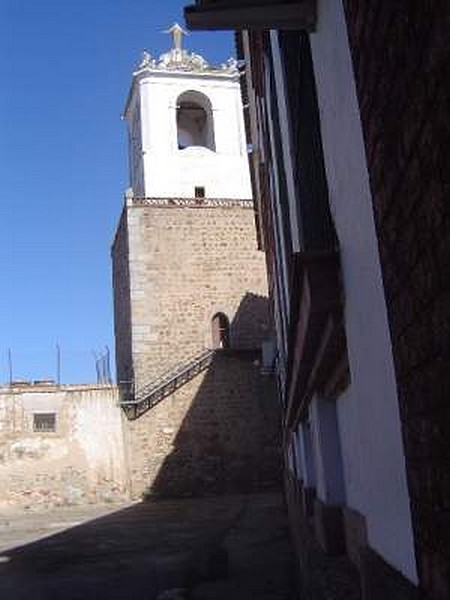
[112,199,269,388]
[112,198,281,498]
[124,353,280,499]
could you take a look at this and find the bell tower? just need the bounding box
[112,26,280,499]
[124,24,252,200]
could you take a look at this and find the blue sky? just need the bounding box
[0,0,233,384]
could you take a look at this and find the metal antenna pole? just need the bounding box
[56,343,61,385]
[92,350,100,384]
[101,353,107,385]
[105,346,112,384]
[7,348,12,384]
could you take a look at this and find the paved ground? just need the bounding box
[0,502,136,554]
[0,492,298,600]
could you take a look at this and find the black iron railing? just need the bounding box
[119,348,215,421]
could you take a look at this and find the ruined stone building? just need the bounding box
[111,26,281,499]
[0,382,127,507]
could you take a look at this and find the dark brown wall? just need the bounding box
[343,3,450,598]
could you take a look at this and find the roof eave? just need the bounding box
[184,1,316,31]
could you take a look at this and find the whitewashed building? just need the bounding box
[123,24,251,200]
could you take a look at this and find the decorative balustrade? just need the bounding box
[131,197,254,209]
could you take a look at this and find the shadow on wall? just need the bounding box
[229,292,272,349]
[147,293,282,498]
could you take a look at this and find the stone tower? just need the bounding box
[112,26,280,498]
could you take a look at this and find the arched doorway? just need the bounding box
[211,312,230,349]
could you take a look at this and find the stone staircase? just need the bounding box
[119,349,215,420]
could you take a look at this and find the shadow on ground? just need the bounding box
[0,492,297,600]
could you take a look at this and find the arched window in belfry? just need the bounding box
[211,312,230,349]
[176,91,215,151]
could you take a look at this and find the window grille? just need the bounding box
[33,413,56,432]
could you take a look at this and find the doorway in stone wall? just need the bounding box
[211,312,230,349]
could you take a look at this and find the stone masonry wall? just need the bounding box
[123,352,282,499]
[343,3,450,598]
[0,384,129,508]
[112,199,281,499]
[114,202,270,390]
[112,209,133,387]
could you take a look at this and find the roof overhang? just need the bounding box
[184,0,316,31]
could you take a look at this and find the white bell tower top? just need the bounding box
[123,24,252,200]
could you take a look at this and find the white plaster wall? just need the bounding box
[69,388,127,486]
[336,387,364,513]
[269,32,302,253]
[22,391,65,412]
[129,72,252,199]
[307,0,417,582]
[0,385,128,506]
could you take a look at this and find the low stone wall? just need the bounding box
[0,384,129,508]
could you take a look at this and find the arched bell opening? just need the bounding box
[176,90,215,151]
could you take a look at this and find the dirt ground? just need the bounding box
[0,492,298,600]
[0,501,135,554]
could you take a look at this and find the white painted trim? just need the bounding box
[263,56,291,317]
[309,0,417,582]
[269,30,302,253]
